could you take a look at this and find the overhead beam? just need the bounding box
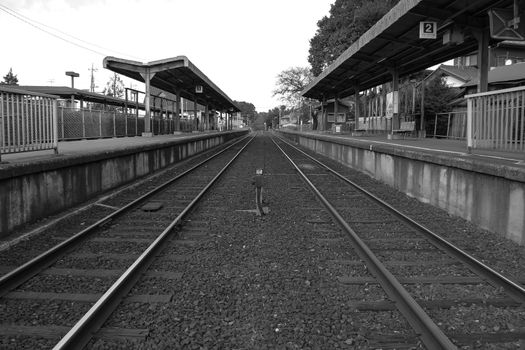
[353,52,383,63]
[377,34,427,49]
[410,7,485,28]
[409,5,456,20]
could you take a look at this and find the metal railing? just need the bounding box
[1,89,214,159]
[0,86,58,160]
[466,86,525,152]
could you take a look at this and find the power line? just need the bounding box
[0,4,144,61]
[0,3,144,61]
[0,5,107,57]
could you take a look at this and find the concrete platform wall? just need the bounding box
[0,131,248,237]
[278,131,525,245]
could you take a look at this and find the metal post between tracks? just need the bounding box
[271,136,457,350]
[254,168,264,216]
[52,136,256,350]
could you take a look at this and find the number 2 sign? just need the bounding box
[419,21,437,39]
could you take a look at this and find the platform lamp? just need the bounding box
[65,71,79,108]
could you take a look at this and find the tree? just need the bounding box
[1,67,18,85]
[103,73,124,98]
[233,100,257,126]
[308,0,398,76]
[265,106,282,128]
[273,67,315,124]
[273,67,312,107]
[424,77,458,115]
[422,76,460,136]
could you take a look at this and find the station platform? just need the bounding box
[0,132,214,167]
[278,130,525,181]
[331,132,525,167]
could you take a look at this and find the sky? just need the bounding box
[0,0,334,112]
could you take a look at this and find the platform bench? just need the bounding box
[389,121,415,139]
[392,121,415,134]
[352,124,369,136]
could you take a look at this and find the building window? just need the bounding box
[465,54,477,66]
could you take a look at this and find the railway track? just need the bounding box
[0,134,254,349]
[272,134,525,349]
[1,132,524,349]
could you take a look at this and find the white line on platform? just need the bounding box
[334,136,523,164]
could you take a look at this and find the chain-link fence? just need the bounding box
[57,107,193,140]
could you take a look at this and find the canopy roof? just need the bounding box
[103,56,239,112]
[19,86,138,107]
[303,0,518,100]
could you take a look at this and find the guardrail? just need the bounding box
[0,86,58,160]
[466,86,525,152]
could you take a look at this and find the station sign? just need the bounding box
[386,91,399,118]
[419,21,437,39]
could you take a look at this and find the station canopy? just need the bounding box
[303,0,520,100]
[103,56,239,112]
[18,86,138,107]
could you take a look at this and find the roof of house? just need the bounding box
[438,65,479,83]
[462,62,525,87]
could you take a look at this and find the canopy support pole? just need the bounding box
[139,69,156,137]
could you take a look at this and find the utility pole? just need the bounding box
[88,64,98,93]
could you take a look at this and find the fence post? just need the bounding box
[0,92,3,162]
[433,114,438,138]
[53,99,58,154]
[60,107,64,140]
[113,111,116,137]
[81,107,86,139]
[135,100,139,136]
[99,110,102,137]
[467,98,473,153]
[446,113,451,139]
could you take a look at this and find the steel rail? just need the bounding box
[0,135,252,297]
[53,135,254,350]
[271,137,457,350]
[276,135,525,304]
